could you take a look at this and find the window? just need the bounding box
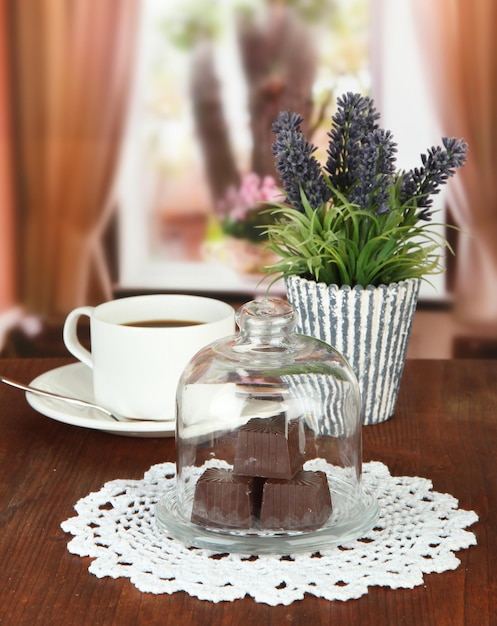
[117,0,445,299]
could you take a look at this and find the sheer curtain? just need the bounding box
[9,0,140,323]
[414,0,497,326]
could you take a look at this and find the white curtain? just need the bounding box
[371,0,448,300]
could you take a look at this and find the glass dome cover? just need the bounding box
[156,298,378,554]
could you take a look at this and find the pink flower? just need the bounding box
[224,173,282,223]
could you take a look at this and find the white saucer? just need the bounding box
[27,363,175,437]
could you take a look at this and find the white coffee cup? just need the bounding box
[62,294,235,421]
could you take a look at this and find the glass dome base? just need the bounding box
[155,473,379,555]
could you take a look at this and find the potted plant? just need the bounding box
[263,92,468,424]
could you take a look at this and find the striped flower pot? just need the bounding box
[285,276,420,425]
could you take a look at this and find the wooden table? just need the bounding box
[0,358,495,625]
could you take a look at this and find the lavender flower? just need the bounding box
[348,128,398,215]
[271,93,468,222]
[272,111,331,211]
[325,92,381,193]
[400,137,468,220]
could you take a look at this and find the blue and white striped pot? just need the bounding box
[285,276,421,425]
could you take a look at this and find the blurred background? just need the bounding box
[1,0,496,359]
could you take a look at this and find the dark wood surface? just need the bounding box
[0,358,495,626]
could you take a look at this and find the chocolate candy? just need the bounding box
[260,470,332,531]
[191,467,261,529]
[233,414,305,480]
[191,416,331,533]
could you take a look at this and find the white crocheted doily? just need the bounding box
[61,461,478,605]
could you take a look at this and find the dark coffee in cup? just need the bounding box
[123,320,204,328]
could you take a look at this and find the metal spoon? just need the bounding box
[0,375,156,423]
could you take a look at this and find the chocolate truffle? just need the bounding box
[233,414,305,480]
[191,467,261,529]
[260,470,332,531]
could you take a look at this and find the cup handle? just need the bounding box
[63,306,94,368]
